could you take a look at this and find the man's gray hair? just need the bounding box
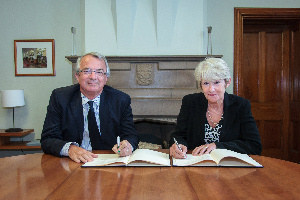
[76,52,110,77]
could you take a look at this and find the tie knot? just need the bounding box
[88,101,94,108]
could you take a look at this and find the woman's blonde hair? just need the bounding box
[194,58,231,84]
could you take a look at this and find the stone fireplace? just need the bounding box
[66,55,221,148]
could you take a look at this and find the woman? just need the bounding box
[170,58,262,159]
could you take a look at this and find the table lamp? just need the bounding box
[1,90,25,132]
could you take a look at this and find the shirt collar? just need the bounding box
[81,93,100,106]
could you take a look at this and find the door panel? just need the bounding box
[260,121,283,158]
[289,29,300,162]
[242,33,259,101]
[265,32,284,102]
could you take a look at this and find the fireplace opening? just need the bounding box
[134,119,176,149]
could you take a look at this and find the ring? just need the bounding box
[205,146,208,149]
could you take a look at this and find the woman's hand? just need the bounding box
[192,143,216,156]
[170,143,187,159]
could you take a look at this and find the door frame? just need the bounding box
[234,8,300,161]
[234,8,300,95]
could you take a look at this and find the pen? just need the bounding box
[117,136,120,153]
[173,137,183,152]
[173,137,186,158]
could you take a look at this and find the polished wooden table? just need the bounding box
[0,150,299,200]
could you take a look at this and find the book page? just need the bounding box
[127,149,171,166]
[82,154,129,167]
[172,154,217,166]
[210,149,263,167]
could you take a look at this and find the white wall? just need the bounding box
[0,0,299,139]
[0,0,81,139]
[84,0,205,55]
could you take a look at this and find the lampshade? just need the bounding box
[1,90,25,108]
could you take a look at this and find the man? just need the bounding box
[41,52,139,163]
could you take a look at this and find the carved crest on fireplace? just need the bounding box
[136,64,154,86]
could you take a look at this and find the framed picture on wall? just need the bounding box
[14,39,55,76]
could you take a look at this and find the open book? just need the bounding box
[81,149,171,167]
[172,149,263,167]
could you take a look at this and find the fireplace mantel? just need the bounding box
[66,55,222,63]
[65,55,222,120]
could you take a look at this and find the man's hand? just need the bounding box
[68,145,98,163]
[112,140,133,157]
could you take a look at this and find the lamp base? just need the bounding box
[5,128,23,132]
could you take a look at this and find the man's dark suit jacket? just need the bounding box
[170,92,262,155]
[41,84,139,157]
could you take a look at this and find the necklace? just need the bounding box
[207,110,223,125]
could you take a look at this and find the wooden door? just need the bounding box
[234,8,300,162]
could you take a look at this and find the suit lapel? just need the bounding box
[221,92,233,139]
[70,90,84,142]
[199,93,208,118]
[99,88,108,136]
[196,93,208,140]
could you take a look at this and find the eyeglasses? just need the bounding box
[78,68,107,77]
[201,80,225,88]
